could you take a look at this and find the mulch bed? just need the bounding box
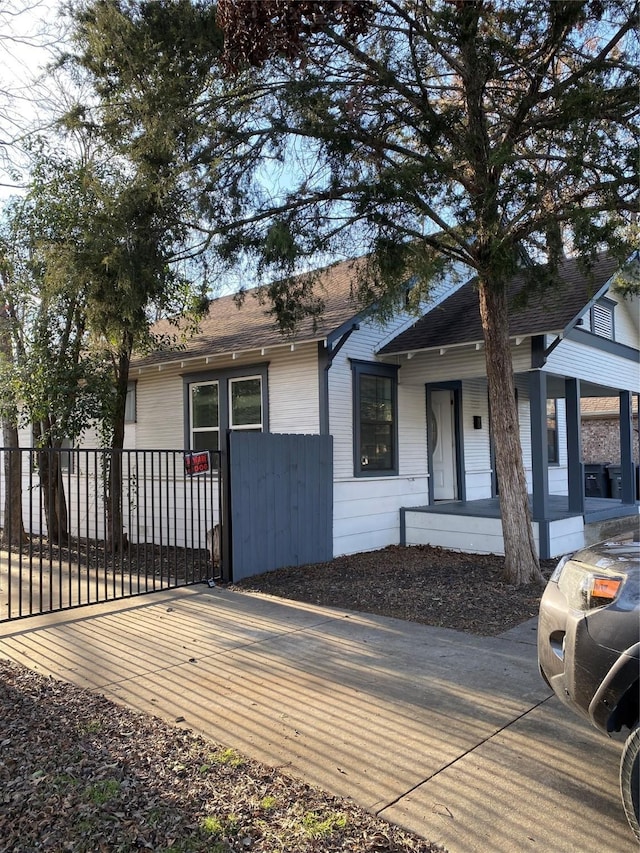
[233,544,556,637]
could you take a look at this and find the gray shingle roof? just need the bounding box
[136,257,370,367]
[379,254,621,356]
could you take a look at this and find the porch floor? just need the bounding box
[409,495,639,524]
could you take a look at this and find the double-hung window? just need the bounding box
[352,360,399,476]
[229,377,263,431]
[190,381,220,452]
[186,366,267,454]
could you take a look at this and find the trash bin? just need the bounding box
[607,464,622,499]
[584,463,609,498]
[606,464,639,500]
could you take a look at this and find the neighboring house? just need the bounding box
[581,396,639,465]
[124,251,639,568]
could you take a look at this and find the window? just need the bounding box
[60,437,74,473]
[229,377,263,430]
[185,366,267,454]
[125,381,137,423]
[547,399,558,465]
[590,299,615,340]
[190,381,220,452]
[352,361,398,476]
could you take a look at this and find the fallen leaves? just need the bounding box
[0,660,445,853]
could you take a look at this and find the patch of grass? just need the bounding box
[82,718,103,734]
[85,778,120,805]
[302,810,348,838]
[53,772,79,788]
[210,747,245,768]
[200,813,240,843]
[259,795,278,811]
[200,815,224,837]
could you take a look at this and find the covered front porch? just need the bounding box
[401,494,639,559]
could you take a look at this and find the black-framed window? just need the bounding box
[190,380,220,452]
[352,360,399,476]
[184,364,268,453]
[124,381,137,424]
[590,298,615,340]
[547,398,559,465]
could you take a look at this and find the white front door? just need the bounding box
[430,389,458,501]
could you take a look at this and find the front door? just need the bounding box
[430,389,458,500]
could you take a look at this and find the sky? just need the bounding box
[0,0,65,197]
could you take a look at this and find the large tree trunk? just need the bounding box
[478,277,543,586]
[33,421,69,547]
[38,453,69,546]
[2,420,26,547]
[0,304,26,547]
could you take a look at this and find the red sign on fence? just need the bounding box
[184,450,210,476]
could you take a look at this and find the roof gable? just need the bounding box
[379,254,621,356]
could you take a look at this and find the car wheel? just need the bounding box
[620,724,640,842]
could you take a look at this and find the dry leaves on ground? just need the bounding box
[0,660,445,853]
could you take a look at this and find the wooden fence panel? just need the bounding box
[228,433,333,582]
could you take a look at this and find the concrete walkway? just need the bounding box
[0,586,634,852]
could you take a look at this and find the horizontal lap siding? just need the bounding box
[327,314,433,555]
[404,510,508,554]
[333,476,428,556]
[136,366,185,448]
[614,296,640,349]
[268,345,319,434]
[546,339,640,391]
[460,378,492,499]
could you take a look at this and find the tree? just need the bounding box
[0,291,26,548]
[57,0,222,546]
[214,0,638,585]
[0,153,116,545]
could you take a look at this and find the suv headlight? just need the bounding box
[555,559,625,611]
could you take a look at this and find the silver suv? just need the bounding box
[538,534,639,841]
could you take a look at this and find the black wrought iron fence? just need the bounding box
[0,447,223,621]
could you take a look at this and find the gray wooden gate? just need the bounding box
[227,432,333,582]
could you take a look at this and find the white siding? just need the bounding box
[388,340,532,384]
[268,344,319,434]
[136,365,185,448]
[404,509,585,558]
[545,337,640,392]
[328,312,423,479]
[327,312,433,554]
[333,476,428,556]
[611,291,639,349]
[460,379,493,500]
[131,344,321,449]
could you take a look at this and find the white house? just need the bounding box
[125,252,639,571]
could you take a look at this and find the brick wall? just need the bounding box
[581,415,640,464]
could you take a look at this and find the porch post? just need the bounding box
[565,378,585,514]
[619,390,636,504]
[529,370,549,520]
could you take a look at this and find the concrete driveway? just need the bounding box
[0,585,634,852]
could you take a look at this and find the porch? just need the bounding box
[401,495,640,560]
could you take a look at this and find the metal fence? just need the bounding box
[0,447,223,621]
